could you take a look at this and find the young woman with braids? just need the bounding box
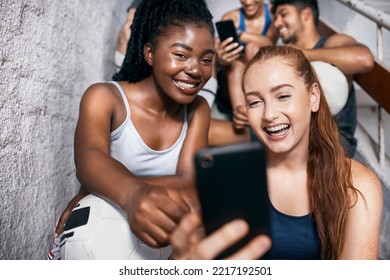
[49,0,215,259]
[170,45,383,260]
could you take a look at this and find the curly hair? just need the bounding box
[113,0,214,82]
[243,45,358,259]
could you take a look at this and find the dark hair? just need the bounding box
[271,0,319,26]
[114,0,215,82]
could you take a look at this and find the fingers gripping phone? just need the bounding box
[195,142,271,259]
[216,19,239,43]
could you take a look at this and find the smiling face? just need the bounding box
[240,0,263,18]
[243,57,319,155]
[144,24,215,104]
[273,4,304,44]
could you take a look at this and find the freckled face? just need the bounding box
[243,58,314,155]
[146,24,215,104]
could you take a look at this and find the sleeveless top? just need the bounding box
[109,81,188,176]
[270,203,322,259]
[313,36,328,49]
[239,3,272,36]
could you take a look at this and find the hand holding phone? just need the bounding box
[195,142,271,259]
[216,20,239,43]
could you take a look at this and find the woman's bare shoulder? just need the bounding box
[78,82,127,118]
[187,95,210,122]
[81,82,124,104]
[82,82,119,98]
[350,159,382,199]
[340,160,383,259]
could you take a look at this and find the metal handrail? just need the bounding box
[336,0,390,30]
[335,0,388,166]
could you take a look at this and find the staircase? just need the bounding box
[318,0,390,259]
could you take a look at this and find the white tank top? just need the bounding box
[109,81,188,177]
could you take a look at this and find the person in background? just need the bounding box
[231,0,374,156]
[214,0,278,121]
[272,0,374,157]
[209,0,374,157]
[114,0,141,72]
[49,0,216,259]
[171,45,382,260]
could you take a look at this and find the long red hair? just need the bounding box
[243,45,358,259]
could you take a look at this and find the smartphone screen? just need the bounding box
[216,20,239,43]
[195,142,271,259]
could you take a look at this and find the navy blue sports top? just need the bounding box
[313,36,328,49]
[270,203,322,259]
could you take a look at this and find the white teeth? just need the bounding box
[279,27,287,35]
[175,81,196,89]
[266,124,289,132]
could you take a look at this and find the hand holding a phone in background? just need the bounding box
[215,20,245,66]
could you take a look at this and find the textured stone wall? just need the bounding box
[0,0,130,259]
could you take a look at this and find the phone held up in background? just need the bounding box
[195,142,271,259]
[216,19,239,43]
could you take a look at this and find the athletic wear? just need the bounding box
[270,203,322,260]
[109,81,188,177]
[238,3,272,36]
[49,81,188,260]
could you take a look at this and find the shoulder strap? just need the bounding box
[313,36,328,49]
[262,3,272,35]
[183,104,188,124]
[109,81,130,116]
[239,8,246,31]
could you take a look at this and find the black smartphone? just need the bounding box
[195,142,271,259]
[216,19,239,43]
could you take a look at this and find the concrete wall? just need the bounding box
[0,0,130,259]
[0,0,241,261]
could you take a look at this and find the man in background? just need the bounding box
[215,0,374,157]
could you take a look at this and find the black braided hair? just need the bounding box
[113,0,214,82]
